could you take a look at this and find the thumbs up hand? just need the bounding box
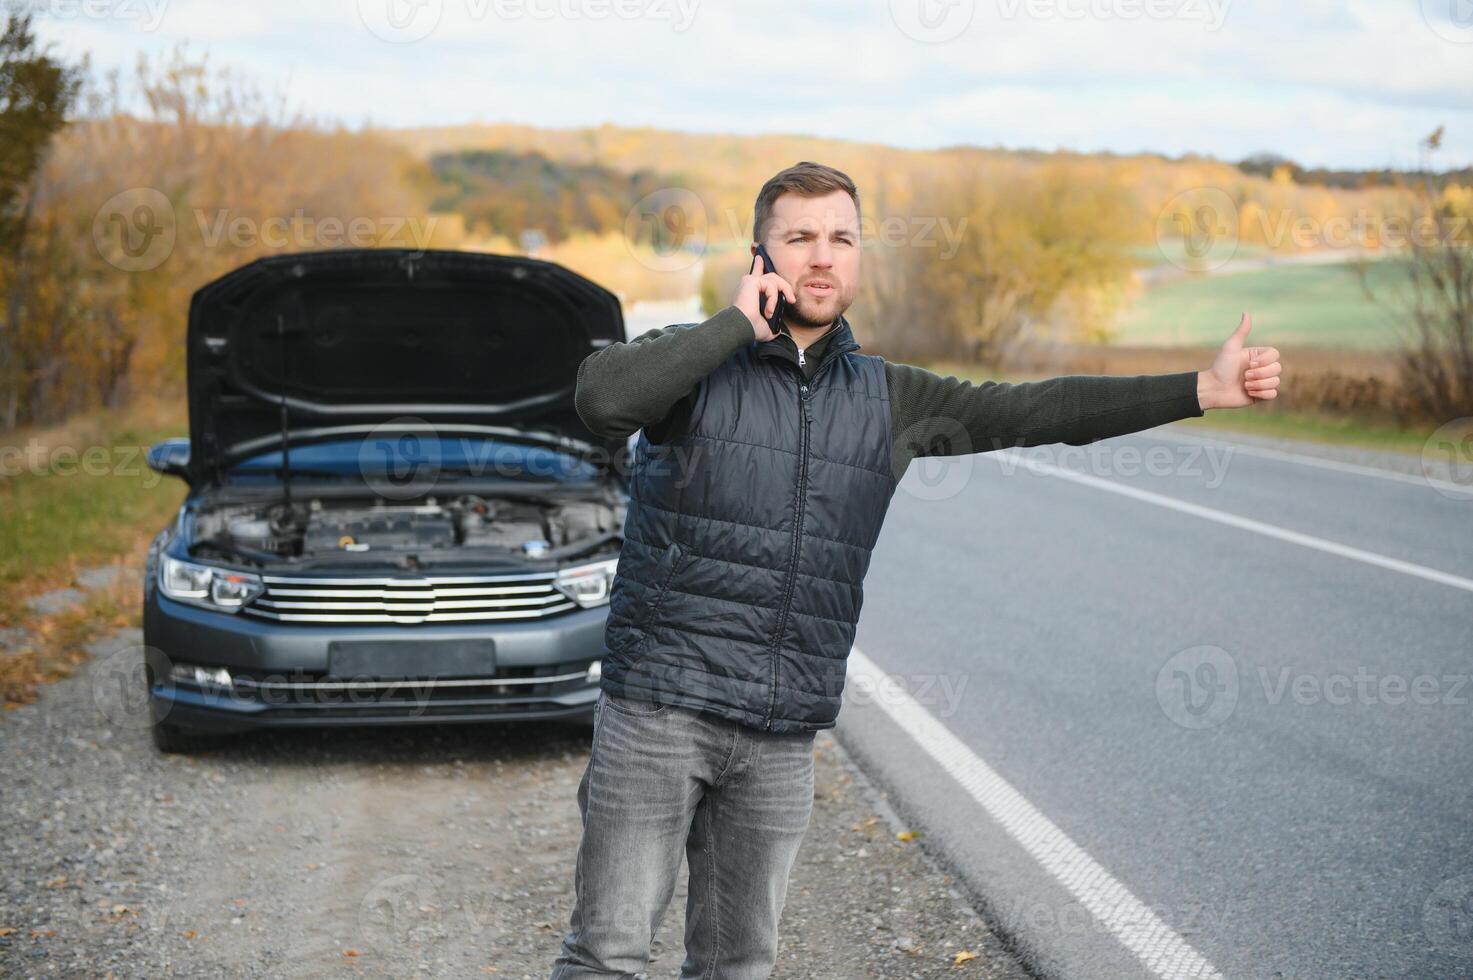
[1197,313,1281,410]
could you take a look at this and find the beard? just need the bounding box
[784,281,855,329]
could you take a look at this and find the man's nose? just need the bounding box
[810,239,834,267]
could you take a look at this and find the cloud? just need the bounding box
[28,0,1473,169]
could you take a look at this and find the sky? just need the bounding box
[26,0,1473,171]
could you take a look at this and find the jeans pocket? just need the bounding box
[603,689,672,717]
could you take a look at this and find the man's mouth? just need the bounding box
[804,281,836,295]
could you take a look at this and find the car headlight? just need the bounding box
[159,556,263,612]
[554,557,618,608]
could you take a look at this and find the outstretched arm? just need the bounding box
[887,313,1279,474]
[887,363,1203,468]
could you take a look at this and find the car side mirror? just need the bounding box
[146,438,192,483]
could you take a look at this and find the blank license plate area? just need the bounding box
[326,640,497,680]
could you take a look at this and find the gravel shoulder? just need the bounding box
[1,628,1030,979]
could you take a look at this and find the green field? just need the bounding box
[1115,259,1409,349]
[0,410,186,623]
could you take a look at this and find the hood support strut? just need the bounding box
[277,312,293,512]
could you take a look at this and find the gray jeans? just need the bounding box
[549,688,817,979]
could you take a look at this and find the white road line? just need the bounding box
[992,449,1473,595]
[847,646,1227,980]
[1138,429,1465,495]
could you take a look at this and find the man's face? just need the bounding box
[755,189,861,330]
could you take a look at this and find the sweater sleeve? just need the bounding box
[884,361,1204,478]
[573,304,756,439]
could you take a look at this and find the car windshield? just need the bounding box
[228,437,600,484]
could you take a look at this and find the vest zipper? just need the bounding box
[759,342,854,731]
[766,379,810,730]
[796,346,805,367]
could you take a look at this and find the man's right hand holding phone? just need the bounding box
[736,250,795,342]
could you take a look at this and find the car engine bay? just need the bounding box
[188,492,625,568]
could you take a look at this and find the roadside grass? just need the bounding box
[0,399,187,628]
[1113,260,1408,350]
[0,549,144,707]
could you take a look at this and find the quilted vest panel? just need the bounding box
[600,320,900,732]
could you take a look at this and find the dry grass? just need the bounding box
[0,544,145,708]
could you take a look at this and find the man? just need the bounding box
[549,162,1282,979]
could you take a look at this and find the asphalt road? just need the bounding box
[835,423,1473,980]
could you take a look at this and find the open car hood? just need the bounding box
[186,249,626,486]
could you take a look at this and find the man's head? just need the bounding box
[752,162,861,330]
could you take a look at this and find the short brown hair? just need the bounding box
[752,161,861,244]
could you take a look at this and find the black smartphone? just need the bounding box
[753,243,787,336]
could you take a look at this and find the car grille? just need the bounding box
[216,661,597,719]
[242,571,577,624]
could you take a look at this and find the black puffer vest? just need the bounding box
[600,314,900,732]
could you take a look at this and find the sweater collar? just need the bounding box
[756,313,860,368]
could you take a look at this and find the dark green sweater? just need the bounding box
[575,305,1205,481]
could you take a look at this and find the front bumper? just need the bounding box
[144,592,604,733]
